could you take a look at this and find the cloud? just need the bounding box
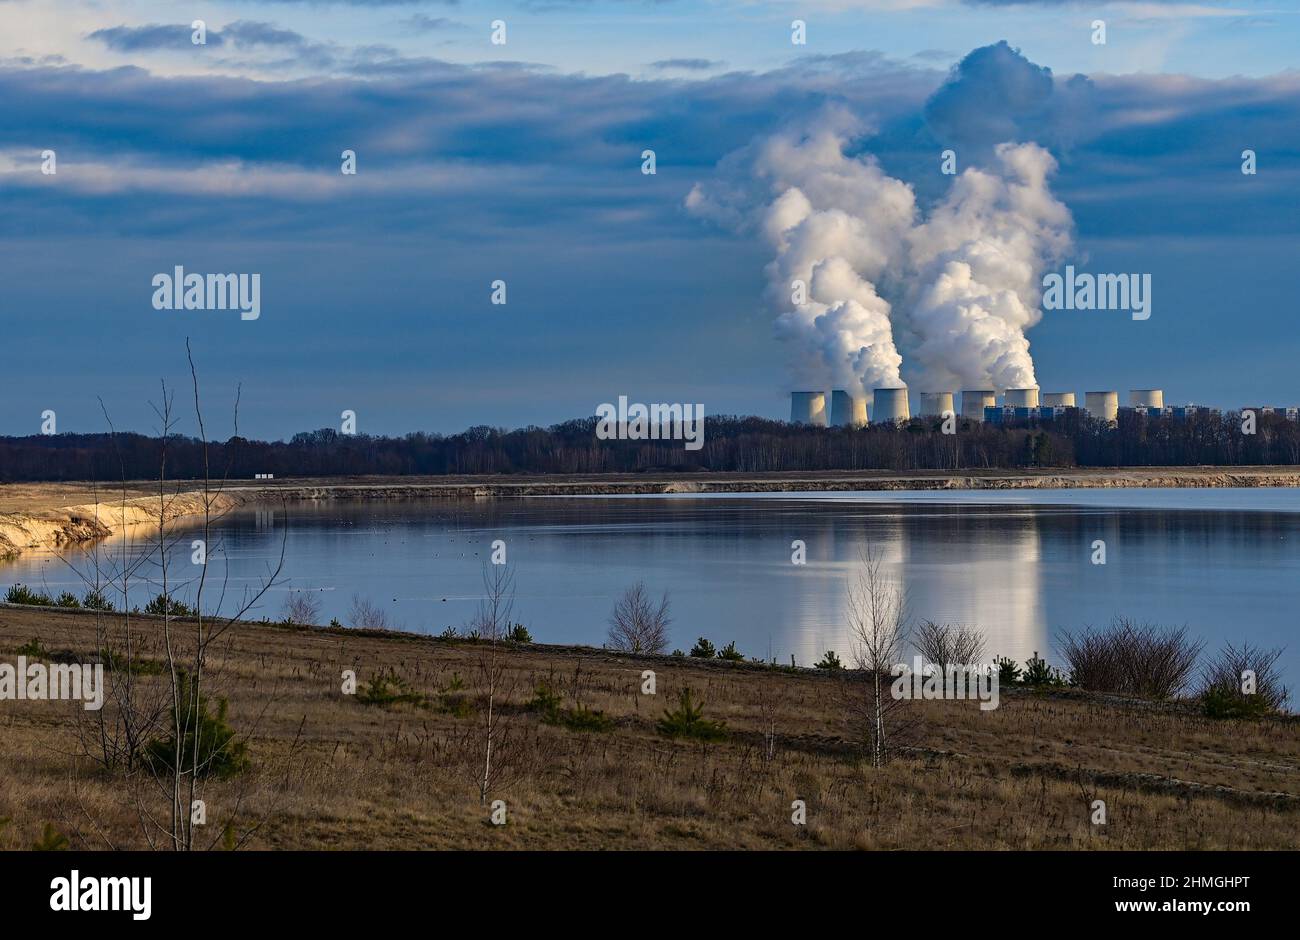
[649,58,724,71]
[89,24,224,52]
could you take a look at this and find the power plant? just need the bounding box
[790,391,827,426]
[919,392,955,417]
[829,390,869,427]
[961,390,996,420]
[787,385,1282,427]
[872,387,910,424]
[1085,391,1120,423]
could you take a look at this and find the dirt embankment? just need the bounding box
[0,491,243,559]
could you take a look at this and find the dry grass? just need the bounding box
[1,605,1296,851]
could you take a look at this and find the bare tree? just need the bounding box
[347,594,389,630]
[914,620,986,671]
[606,582,671,654]
[470,563,518,804]
[841,546,912,767]
[282,591,322,626]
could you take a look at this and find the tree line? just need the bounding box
[1,410,1297,482]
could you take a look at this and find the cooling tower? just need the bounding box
[790,391,827,426]
[961,390,997,421]
[1085,391,1119,422]
[1004,387,1040,409]
[872,387,910,424]
[829,389,868,427]
[1130,389,1164,409]
[919,392,955,417]
[1043,392,1076,407]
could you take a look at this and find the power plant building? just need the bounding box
[1043,392,1076,407]
[1004,387,1040,409]
[790,391,827,426]
[919,392,955,417]
[829,389,869,427]
[872,387,910,424]
[1085,391,1119,422]
[961,390,997,421]
[1130,389,1164,409]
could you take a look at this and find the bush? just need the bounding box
[995,656,1021,685]
[1197,642,1289,717]
[144,594,197,618]
[81,589,114,611]
[32,823,69,851]
[688,638,716,658]
[1022,651,1065,687]
[815,651,843,671]
[914,621,986,669]
[716,641,744,662]
[17,638,50,658]
[5,584,52,606]
[1058,619,1202,699]
[356,670,425,708]
[508,623,533,643]
[656,688,726,741]
[143,674,248,780]
[528,682,614,732]
[53,592,81,609]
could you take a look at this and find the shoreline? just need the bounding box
[2,466,1299,558]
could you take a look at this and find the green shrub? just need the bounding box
[53,592,81,609]
[356,670,425,708]
[656,688,727,741]
[815,651,843,671]
[5,584,52,606]
[527,682,614,732]
[81,589,115,612]
[100,648,165,676]
[689,638,716,658]
[143,674,248,780]
[32,823,69,851]
[526,682,564,723]
[144,594,198,618]
[1022,651,1065,687]
[508,623,533,643]
[1201,686,1275,719]
[995,656,1021,685]
[17,638,50,658]
[716,641,744,662]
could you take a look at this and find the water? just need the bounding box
[4,488,1297,692]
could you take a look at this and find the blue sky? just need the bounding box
[0,0,1297,438]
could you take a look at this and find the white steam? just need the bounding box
[687,117,1072,397]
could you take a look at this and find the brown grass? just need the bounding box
[0,605,1296,851]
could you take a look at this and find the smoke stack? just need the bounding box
[919,392,955,417]
[790,391,827,426]
[961,390,997,421]
[829,390,868,427]
[872,387,910,424]
[1130,389,1164,409]
[1043,392,1076,407]
[1004,387,1040,409]
[1085,391,1119,422]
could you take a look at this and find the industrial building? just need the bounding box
[787,387,1295,427]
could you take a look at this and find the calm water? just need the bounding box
[4,488,1298,691]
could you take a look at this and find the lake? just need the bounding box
[4,488,1297,691]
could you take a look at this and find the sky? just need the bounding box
[0,0,1297,439]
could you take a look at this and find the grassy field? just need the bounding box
[0,604,1296,851]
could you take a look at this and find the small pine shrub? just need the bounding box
[1022,651,1065,687]
[53,592,81,609]
[995,656,1021,685]
[144,594,197,618]
[329,618,343,629]
[356,670,425,708]
[716,641,744,662]
[1201,686,1274,719]
[561,704,615,733]
[81,589,114,611]
[689,638,716,658]
[508,623,533,643]
[17,638,50,658]
[5,584,52,606]
[32,823,69,851]
[527,682,564,723]
[656,688,727,741]
[815,651,843,671]
[143,673,249,780]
